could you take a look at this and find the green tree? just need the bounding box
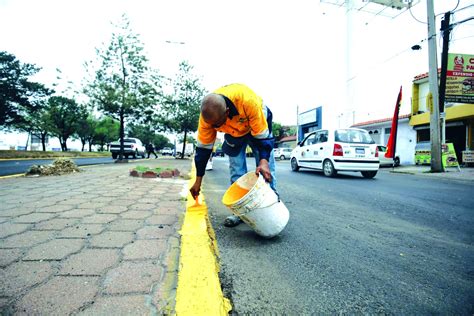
[0,51,52,127]
[159,61,205,159]
[127,122,155,145]
[76,111,99,152]
[273,122,283,140]
[153,134,172,150]
[95,116,120,151]
[47,96,82,151]
[85,15,161,161]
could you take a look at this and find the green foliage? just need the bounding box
[0,51,52,127]
[273,121,297,140]
[153,134,172,150]
[159,61,205,158]
[94,116,120,151]
[127,122,171,150]
[76,111,99,151]
[47,96,83,151]
[85,15,161,159]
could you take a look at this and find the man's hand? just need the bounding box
[190,176,203,199]
[256,159,272,182]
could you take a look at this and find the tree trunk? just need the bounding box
[181,130,188,159]
[119,110,125,160]
[41,133,47,151]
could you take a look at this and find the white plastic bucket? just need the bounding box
[222,172,290,238]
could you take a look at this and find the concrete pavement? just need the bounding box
[0,158,197,315]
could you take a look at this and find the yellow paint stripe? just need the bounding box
[0,173,25,179]
[175,165,232,315]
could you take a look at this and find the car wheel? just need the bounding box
[280,155,286,160]
[394,157,400,167]
[291,157,299,171]
[112,153,117,159]
[361,171,377,178]
[323,159,337,177]
[132,150,138,159]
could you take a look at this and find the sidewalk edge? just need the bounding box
[174,165,232,315]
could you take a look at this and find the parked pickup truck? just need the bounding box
[110,138,146,159]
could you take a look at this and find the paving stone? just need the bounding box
[58,224,104,238]
[156,200,185,209]
[0,208,34,217]
[1,261,53,296]
[78,295,149,315]
[122,240,167,260]
[60,249,119,275]
[121,210,152,219]
[136,226,174,239]
[96,205,128,214]
[0,248,23,267]
[36,204,75,213]
[15,276,98,315]
[108,219,145,231]
[33,218,78,230]
[146,215,178,226]
[12,212,57,223]
[102,261,163,294]
[0,222,29,238]
[108,199,136,207]
[77,201,108,209]
[82,214,117,224]
[59,209,95,218]
[128,203,156,211]
[90,231,134,248]
[139,197,163,204]
[56,198,87,205]
[0,231,53,248]
[24,238,84,260]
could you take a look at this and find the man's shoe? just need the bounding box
[224,215,243,227]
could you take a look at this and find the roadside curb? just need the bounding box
[174,165,232,315]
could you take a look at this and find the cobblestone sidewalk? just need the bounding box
[0,158,191,315]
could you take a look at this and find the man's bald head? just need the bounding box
[201,94,228,126]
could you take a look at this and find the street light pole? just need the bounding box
[426,0,443,172]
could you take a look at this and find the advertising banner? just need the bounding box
[445,53,474,104]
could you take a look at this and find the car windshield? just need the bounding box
[335,129,375,144]
[123,139,136,143]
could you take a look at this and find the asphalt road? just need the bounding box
[202,157,474,315]
[0,157,116,176]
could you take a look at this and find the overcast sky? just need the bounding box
[1,0,473,128]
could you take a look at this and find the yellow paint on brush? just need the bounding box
[175,165,232,315]
[222,182,249,205]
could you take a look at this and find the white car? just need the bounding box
[377,145,400,167]
[290,128,380,178]
[274,148,293,160]
[109,138,146,159]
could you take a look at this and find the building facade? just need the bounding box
[410,72,474,163]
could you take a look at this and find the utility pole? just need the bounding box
[426,0,443,172]
[438,11,451,145]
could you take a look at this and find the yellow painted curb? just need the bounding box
[175,165,232,315]
[0,173,25,179]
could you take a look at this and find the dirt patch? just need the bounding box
[26,159,80,176]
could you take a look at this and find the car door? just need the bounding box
[313,130,329,170]
[297,133,317,168]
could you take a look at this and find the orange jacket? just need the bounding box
[196,83,270,149]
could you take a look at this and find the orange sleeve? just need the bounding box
[196,115,217,149]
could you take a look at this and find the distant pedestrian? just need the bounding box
[146,143,158,159]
